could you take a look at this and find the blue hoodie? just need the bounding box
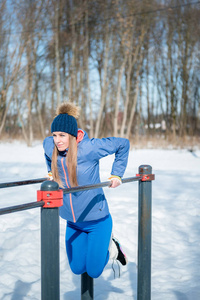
[43,130,130,223]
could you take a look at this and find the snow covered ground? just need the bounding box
[0,141,199,300]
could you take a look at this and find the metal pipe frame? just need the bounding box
[0,168,154,300]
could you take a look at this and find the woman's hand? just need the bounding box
[108,176,122,188]
[46,171,53,181]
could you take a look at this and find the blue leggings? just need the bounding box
[65,214,112,278]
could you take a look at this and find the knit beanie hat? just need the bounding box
[51,102,80,137]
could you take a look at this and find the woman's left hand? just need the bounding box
[108,176,122,188]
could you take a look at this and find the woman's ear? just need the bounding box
[76,130,84,143]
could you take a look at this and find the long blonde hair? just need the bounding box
[51,135,78,187]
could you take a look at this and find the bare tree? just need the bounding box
[1,0,200,143]
[93,5,111,138]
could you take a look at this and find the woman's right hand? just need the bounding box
[46,171,53,181]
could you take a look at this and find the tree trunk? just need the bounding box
[85,3,93,138]
[120,52,132,138]
[114,54,127,136]
[126,58,142,138]
[120,27,146,137]
[94,24,110,138]
[55,2,61,106]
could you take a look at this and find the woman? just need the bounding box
[43,102,130,278]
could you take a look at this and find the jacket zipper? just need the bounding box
[61,157,76,223]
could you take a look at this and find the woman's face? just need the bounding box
[52,132,70,151]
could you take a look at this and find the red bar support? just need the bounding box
[136,174,155,182]
[37,189,63,208]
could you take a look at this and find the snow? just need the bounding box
[0,141,200,300]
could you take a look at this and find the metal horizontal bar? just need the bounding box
[0,175,141,193]
[0,176,141,215]
[63,176,141,195]
[0,178,46,189]
[122,176,142,183]
[0,201,45,216]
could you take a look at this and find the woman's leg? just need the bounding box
[86,214,112,278]
[65,223,87,275]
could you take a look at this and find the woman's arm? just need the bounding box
[44,153,52,172]
[43,136,54,172]
[88,137,130,178]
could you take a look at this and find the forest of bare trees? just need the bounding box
[0,0,199,146]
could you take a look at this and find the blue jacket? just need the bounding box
[43,130,130,223]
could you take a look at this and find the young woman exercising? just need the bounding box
[43,102,130,278]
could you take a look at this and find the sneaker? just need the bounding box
[112,238,128,266]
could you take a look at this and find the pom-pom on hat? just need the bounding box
[51,102,80,137]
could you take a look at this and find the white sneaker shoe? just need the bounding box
[109,237,128,266]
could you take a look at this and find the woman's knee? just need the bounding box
[86,257,108,278]
[70,262,86,275]
[86,266,104,279]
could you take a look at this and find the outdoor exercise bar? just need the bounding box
[0,177,46,189]
[0,200,44,215]
[0,164,154,300]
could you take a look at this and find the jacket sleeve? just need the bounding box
[89,137,130,178]
[44,153,52,172]
[43,136,54,172]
